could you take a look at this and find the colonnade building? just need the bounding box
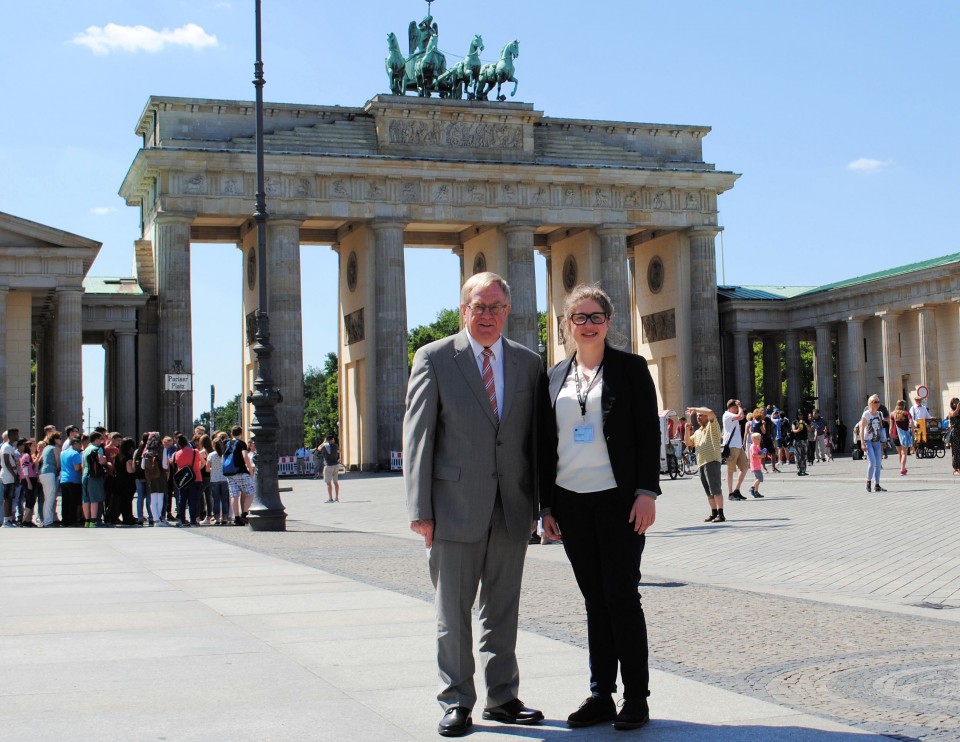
[3,95,958,468]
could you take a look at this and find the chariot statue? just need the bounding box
[385,1,519,101]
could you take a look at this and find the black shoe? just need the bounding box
[614,698,650,730]
[714,514,726,522]
[752,492,764,498]
[704,514,717,522]
[728,491,746,501]
[865,482,872,492]
[234,516,245,526]
[567,695,616,728]
[528,534,541,545]
[874,484,886,492]
[482,699,544,725]
[438,707,472,737]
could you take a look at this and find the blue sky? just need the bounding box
[2,1,957,426]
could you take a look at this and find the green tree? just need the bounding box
[304,352,339,446]
[195,393,242,434]
[408,308,460,368]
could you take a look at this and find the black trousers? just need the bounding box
[554,485,649,700]
[60,482,82,526]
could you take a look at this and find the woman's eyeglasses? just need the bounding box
[570,312,609,325]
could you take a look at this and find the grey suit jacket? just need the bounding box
[403,330,545,543]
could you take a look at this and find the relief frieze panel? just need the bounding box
[344,308,365,345]
[220,176,243,196]
[387,119,523,150]
[641,309,677,343]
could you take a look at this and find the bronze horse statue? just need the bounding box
[385,32,406,95]
[436,34,484,100]
[414,33,446,97]
[476,40,520,102]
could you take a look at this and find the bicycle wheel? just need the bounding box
[685,455,699,476]
[667,456,678,480]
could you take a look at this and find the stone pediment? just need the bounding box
[0,212,101,252]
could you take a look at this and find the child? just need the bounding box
[748,432,765,498]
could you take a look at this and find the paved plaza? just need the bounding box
[1,452,957,740]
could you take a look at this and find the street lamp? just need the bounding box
[245,0,286,531]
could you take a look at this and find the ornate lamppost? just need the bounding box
[246,0,286,531]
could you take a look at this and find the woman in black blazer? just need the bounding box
[540,284,660,730]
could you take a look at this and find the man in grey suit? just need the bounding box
[404,271,546,737]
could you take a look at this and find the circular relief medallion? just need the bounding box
[346,251,358,292]
[473,252,487,275]
[246,247,256,290]
[562,255,578,292]
[647,255,664,294]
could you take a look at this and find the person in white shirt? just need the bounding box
[722,400,749,500]
[909,394,933,444]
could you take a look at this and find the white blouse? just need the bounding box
[555,365,617,493]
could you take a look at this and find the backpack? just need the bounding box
[143,453,160,479]
[86,448,106,479]
[222,439,240,476]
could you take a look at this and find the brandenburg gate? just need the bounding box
[119,93,738,469]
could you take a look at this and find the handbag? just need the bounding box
[173,450,197,490]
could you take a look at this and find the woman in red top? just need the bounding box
[173,435,204,526]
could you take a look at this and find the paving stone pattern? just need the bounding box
[196,454,960,740]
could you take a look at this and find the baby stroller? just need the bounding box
[914,419,946,459]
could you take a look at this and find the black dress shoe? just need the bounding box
[482,699,544,725]
[567,694,616,727]
[438,707,472,737]
[614,698,650,730]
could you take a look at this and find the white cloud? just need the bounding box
[215,2,232,8]
[846,157,891,174]
[71,23,218,55]
[89,207,115,216]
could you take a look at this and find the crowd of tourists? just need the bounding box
[681,393,958,523]
[1,423,260,529]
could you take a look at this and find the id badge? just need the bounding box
[573,425,595,443]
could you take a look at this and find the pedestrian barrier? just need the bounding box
[278,455,318,476]
[390,450,403,471]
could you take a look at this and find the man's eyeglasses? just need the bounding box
[570,312,609,325]
[467,303,506,316]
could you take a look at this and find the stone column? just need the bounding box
[917,306,940,413]
[0,287,7,424]
[785,330,802,417]
[597,226,632,346]
[371,220,409,470]
[53,287,83,433]
[41,327,56,431]
[103,334,115,430]
[844,318,866,428]
[115,330,137,436]
[687,228,723,413]
[266,219,305,455]
[154,214,194,435]
[878,311,902,410]
[762,335,782,407]
[814,325,835,424]
[503,223,538,352]
[733,331,753,404]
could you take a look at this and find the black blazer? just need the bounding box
[540,345,661,511]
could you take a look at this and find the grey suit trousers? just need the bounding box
[428,494,528,710]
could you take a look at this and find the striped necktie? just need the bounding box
[481,347,499,423]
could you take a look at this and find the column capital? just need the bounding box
[267,216,306,228]
[687,226,722,239]
[845,315,865,325]
[114,328,137,337]
[369,218,410,232]
[57,285,85,296]
[595,224,636,237]
[154,212,195,226]
[875,309,902,320]
[501,221,538,235]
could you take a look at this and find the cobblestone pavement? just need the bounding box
[197,454,960,740]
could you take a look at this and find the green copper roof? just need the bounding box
[720,252,960,302]
[800,252,960,295]
[718,285,815,301]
